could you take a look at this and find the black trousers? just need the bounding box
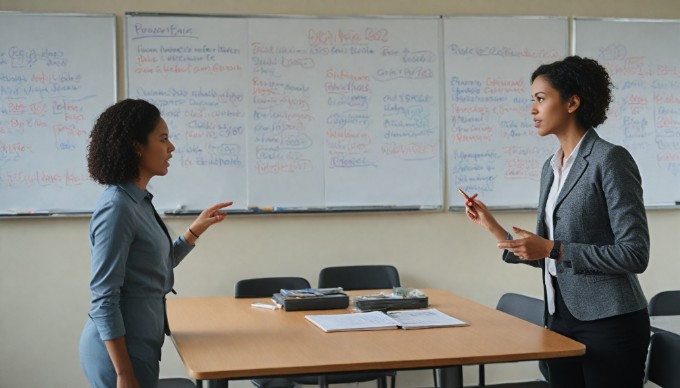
[547,278,650,388]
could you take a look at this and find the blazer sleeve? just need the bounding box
[562,145,649,275]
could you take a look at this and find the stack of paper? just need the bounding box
[305,308,467,332]
[386,308,467,329]
[305,311,398,332]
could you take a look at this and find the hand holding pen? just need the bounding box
[458,187,508,242]
[457,187,478,207]
[458,187,485,223]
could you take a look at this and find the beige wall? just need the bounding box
[1,1,679,387]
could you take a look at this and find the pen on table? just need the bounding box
[457,187,478,206]
[251,302,279,310]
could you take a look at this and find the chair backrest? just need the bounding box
[318,265,400,290]
[496,292,545,326]
[648,332,680,388]
[648,290,680,316]
[235,277,311,298]
[496,292,549,382]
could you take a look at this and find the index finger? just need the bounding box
[210,201,234,212]
[497,240,520,249]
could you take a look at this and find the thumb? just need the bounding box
[512,226,534,238]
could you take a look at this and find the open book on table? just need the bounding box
[305,308,467,332]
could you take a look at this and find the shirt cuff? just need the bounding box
[90,313,126,341]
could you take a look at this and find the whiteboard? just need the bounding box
[0,13,116,214]
[125,14,443,213]
[443,17,567,209]
[574,18,680,206]
[125,15,250,212]
[14,15,678,214]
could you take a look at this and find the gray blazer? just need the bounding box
[503,129,649,322]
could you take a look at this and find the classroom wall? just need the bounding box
[1,1,679,387]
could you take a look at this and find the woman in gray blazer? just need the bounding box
[464,56,650,388]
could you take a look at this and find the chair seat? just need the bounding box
[158,378,196,388]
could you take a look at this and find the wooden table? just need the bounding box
[167,289,584,387]
[651,315,680,336]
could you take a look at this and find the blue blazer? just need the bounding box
[504,129,649,322]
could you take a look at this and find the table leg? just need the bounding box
[206,379,229,388]
[438,366,463,388]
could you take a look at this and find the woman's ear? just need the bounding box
[567,95,581,114]
[132,140,143,158]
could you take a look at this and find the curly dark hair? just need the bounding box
[87,99,161,185]
[531,56,613,130]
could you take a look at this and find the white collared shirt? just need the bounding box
[544,133,586,315]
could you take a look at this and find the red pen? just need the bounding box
[457,187,478,206]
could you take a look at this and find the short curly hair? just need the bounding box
[87,99,161,185]
[531,56,613,130]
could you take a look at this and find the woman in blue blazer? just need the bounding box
[464,56,650,388]
[79,99,232,388]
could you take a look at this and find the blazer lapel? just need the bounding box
[536,166,552,239]
[554,129,598,211]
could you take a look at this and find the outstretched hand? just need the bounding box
[189,201,233,236]
[497,226,551,260]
